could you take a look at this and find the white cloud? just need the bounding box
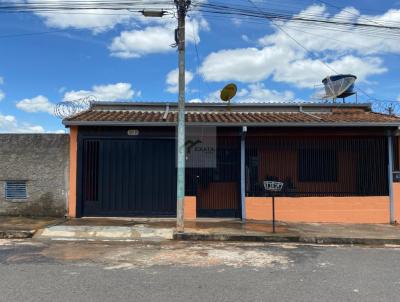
[0,113,44,133]
[199,4,394,89]
[166,68,194,93]
[110,18,208,58]
[193,83,297,103]
[241,34,250,43]
[238,83,295,102]
[16,95,55,114]
[63,83,138,102]
[272,56,386,88]
[199,46,298,83]
[259,5,400,56]
[23,1,209,57]
[110,26,175,58]
[50,129,66,134]
[25,0,158,33]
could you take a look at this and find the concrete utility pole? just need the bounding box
[175,0,190,232]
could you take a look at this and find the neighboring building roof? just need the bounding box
[63,102,400,127]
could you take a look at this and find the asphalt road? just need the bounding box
[0,240,399,302]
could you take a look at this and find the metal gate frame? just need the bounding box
[76,136,177,217]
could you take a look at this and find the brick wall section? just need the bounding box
[184,196,196,220]
[0,134,69,217]
[246,196,392,224]
[393,184,400,223]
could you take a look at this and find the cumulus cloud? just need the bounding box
[110,26,175,58]
[272,56,386,88]
[0,113,44,133]
[259,5,400,56]
[110,18,208,58]
[63,83,139,102]
[237,83,296,102]
[199,46,298,83]
[193,83,297,103]
[24,0,159,33]
[16,95,55,114]
[21,1,209,57]
[166,68,194,93]
[199,4,396,89]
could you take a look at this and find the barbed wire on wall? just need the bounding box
[54,95,96,119]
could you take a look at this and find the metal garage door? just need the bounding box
[81,139,176,216]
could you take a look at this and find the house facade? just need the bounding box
[64,102,400,224]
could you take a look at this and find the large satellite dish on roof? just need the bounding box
[220,83,237,104]
[322,74,357,102]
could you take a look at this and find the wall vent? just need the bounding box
[5,181,27,200]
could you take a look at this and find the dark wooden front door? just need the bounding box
[189,135,242,218]
[80,138,177,217]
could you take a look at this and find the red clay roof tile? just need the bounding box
[64,103,400,126]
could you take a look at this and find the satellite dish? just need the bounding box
[220,83,237,103]
[322,74,357,102]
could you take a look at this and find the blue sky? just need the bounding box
[0,0,399,132]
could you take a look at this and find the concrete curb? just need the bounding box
[0,230,35,239]
[174,232,300,242]
[299,236,400,245]
[174,232,400,246]
[35,225,174,241]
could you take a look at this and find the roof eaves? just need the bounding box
[62,120,400,127]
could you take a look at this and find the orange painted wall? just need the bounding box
[246,196,392,224]
[184,196,196,220]
[393,183,400,223]
[68,126,78,218]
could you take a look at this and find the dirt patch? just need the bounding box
[0,240,293,269]
[100,242,292,269]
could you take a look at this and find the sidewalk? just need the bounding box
[35,217,176,241]
[178,220,400,245]
[0,216,65,239]
[4,217,400,245]
[287,222,400,245]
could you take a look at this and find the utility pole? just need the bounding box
[175,0,190,232]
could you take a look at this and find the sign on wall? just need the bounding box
[184,126,217,168]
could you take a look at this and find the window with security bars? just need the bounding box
[245,135,388,197]
[298,149,338,182]
[5,181,27,200]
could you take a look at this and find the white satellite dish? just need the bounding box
[322,74,357,102]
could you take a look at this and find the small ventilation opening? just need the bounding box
[5,181,27,200]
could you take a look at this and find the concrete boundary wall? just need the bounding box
[245,196,396,224]
[0,134,69,217]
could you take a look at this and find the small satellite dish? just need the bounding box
[220,83,237,103]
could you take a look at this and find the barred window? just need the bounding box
[298,149,337,182]
[5,181,27,200]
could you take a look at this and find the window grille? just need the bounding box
[5,181,27,200]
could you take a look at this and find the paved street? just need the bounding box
[0,239,399,302]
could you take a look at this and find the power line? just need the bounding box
[187,15,213,99]
[192,1,400,36]
[242,0,388,103]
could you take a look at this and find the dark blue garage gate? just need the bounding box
[80,138,177,217]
